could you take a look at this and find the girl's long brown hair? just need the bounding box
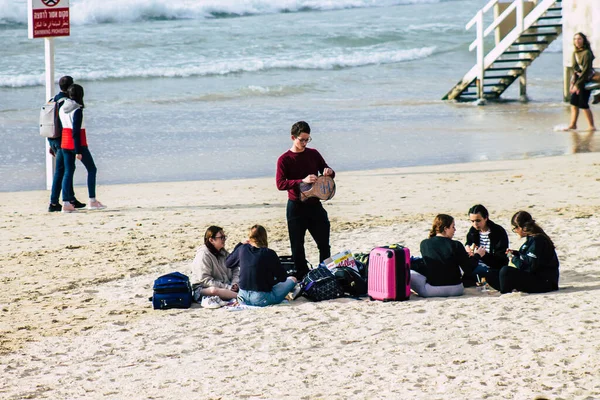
[248,224,268,248]
[511,211,555,248]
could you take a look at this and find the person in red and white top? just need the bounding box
[59,84,106,213]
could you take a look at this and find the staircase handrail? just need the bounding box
[467,0,525,52]
[463,0,555,99]
[466,0,500,30]
[443,0,560,100]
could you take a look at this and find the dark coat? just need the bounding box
[512,235,559,290]
[465,219,509,269]
[420,236,480,286]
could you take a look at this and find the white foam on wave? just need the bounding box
[3,0,449,25]
[0,73,45,88]
[0,46,435,87]
[0,0,23,24]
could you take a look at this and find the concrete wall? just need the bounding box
[562,0,600,68]
[562,0,599,99]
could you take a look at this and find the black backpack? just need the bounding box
[301,267,341,302]
[331,266,368,297]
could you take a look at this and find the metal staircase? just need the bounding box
[443,0,562,102]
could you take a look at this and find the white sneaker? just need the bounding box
[62,202,76,213]
[88,200,106,210]
[215,297,229,307]
[201,296,223,309]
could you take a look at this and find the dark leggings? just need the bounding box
[486,266,557,294]
[286,200,331,280]
[62,147,97,201]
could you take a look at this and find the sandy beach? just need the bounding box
[1,153,600,399]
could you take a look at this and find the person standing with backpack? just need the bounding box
[47,76,86,212]
[59,84,106,212]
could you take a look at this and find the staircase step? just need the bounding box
[547,7,562,11]
[529,24,562,29]
[512,40,549,45]
[519,33,558,38]
[483,75,519,80]
[460,91,501,96]
[468,82,510,88]
[538,15,562,20]
[494,58,534,63]
[486,67,524,71]
[503,50,541,54]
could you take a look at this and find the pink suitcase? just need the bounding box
[368,246,411,301]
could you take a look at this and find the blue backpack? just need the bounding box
[151,272,192,310]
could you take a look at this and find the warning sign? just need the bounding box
[28,0,70,39]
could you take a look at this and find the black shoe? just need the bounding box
[72,199,87,209]
[48,203,62,212]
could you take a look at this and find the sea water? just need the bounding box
[0,0,594,192]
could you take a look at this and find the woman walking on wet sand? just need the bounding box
[567,32,596,131]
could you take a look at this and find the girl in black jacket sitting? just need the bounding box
[464,204,509,285]
[487,211,559,294]
[412,214,485,297]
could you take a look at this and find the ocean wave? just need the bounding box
[0,0,23,26]
[0,46,435,87]
[2,0,453,25]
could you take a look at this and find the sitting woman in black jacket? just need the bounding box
[226,225,300,307]
[486,211,559,294]
[412,214,485,297]
[464,204,509,286]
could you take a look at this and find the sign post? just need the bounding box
[27,0,70,190]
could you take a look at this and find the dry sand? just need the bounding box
[1,153,600,399]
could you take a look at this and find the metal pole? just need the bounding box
[476,10,485,99]
[45,37,55,190]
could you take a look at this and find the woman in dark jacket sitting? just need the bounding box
[226,225,299,307]
[412,214,485,297]
[464,204,509,285]
[487,211,559,294]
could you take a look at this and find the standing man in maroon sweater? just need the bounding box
[276,121,335,280]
